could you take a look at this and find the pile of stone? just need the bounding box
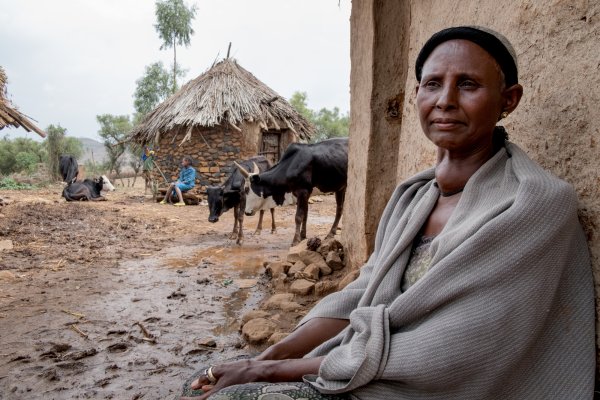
[240,237,360,346]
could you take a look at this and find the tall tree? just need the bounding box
[96,114,132,183]
[289,91,349,143]
[133,61,184,123]
[154,0,197,92]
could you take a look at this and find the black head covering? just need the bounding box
[415,26,519,86]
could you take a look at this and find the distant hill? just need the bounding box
[78,137,107,164]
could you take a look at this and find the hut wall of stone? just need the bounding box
[150,125,259,191]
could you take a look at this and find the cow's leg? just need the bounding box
[292,191,309,246]
[229,205,239,240]
[90,196,107,201]
[270,208,276,233]
[254,210,264,235]
[327,189,346,239]
[236,197,245,245]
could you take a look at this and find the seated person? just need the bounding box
[161,156,196,206]
[181,26,595,400]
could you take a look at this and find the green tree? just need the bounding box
[289,91,349,142]
[154,0,197,92]
[0,136,45,175]
[96,114,132,183]
[43,124,83,180]
[133,61,184,122]
[289,91,315,122]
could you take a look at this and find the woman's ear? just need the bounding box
[502,83,523,114]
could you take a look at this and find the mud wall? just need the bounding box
[344,0,600,371]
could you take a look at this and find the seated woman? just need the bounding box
[181,27,594,400]
[161,156,196,206]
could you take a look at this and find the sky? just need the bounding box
[0,0,351,141]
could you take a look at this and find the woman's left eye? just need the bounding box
[459,80,478,89]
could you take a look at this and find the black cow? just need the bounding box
[59,155,79,184]
[249,137,348,246]
[206,156,276,245]
[62,175,115,202]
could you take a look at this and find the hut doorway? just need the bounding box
[260,130,285,164]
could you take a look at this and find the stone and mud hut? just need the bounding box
[129,59,314,194]
[0,66,46,138]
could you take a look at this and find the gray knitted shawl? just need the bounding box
[301,143,595,399]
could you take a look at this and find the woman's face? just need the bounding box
[182,158,190,167]
[416,39,506,155]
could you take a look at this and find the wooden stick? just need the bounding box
[69,324,88,339]
[134,322,154,339]
[62,309,85,319]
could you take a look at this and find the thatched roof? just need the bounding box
[130,59,313,144]
[0,66,46,138]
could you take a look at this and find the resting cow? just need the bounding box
[207,156,277,245]
[249,137,348,246]
[62,175,115,202]
[59,155,79,184]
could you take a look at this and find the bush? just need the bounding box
[0,177,36,190]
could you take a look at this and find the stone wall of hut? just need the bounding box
[150,125,260,192]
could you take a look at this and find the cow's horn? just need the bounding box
[234,161,250,178]
[252,162,260,175]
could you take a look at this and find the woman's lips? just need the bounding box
[431,118,463,129]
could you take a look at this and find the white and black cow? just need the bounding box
[59,155,79,184]
[62,175,115,202]
[249,138,348,246]
[206,156,278,245]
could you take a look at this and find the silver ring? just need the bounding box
[206,366,217,384]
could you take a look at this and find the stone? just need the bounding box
[242,318,277,344]
[268,332,289,345]
[0,240,13,251]
[199,167,210,173]
[290,279,315,296]
[279,301,302,312]
[263,293,295,310]
[287,240,309,263]
[326,251,344,271]
[301,263,321,280]
[287,261,306,277]
[0,270,17,281]
[338,269,360,290]
[315,281,338,297]
[265,261,292,278]
[318,238,344,259]
[241,310,270,324]
[306,237,322,251]
[209,167,220,173]
[196,337,217,348]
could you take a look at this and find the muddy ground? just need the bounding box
[0,182,337,400]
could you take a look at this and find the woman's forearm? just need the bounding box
[263,357,325,382]
[257,317,349,360]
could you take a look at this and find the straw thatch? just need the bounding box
[130,59,313,144]
[0,66,46,138]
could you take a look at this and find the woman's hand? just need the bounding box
[180,357,325,400]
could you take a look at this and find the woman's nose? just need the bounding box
[435,84,458,110]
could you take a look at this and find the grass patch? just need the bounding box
[0,177,37,190]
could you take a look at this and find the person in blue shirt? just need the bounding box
[160,156,196,206]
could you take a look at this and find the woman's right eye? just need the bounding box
[423,81,441,89]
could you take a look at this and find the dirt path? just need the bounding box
[0,184,336,399]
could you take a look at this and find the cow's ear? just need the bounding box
[250,175,260,183]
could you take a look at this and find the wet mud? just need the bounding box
[0,184,336,399]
